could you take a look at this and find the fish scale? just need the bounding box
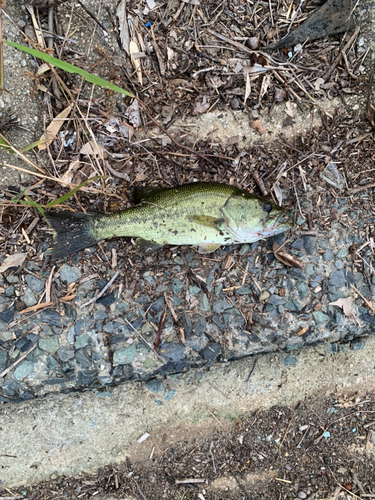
[45,182,291,260]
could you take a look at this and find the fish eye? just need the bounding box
[263,203,273,213]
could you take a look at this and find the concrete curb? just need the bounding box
[1,336,375,488]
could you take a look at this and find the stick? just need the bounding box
[246,359,258,384]
[351,284,375,314]
[0,345,36,379]
[80,272,119,308]
[124,318,163,361]
[347,182,375,195]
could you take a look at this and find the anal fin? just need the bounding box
[197,243,221,254]
[136,238,164,255]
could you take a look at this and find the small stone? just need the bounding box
[0,305,15,324]
[236,285,252,295]
[40,309,62,327]
[298,492,307,499]
[77,370,97,385]
[46,355,58,370]
[335,260,344,270]
[60,265,81,285]
[75,350,91,368]
[274,88,286,102]
[5,285,14,297]
[320,162,345,190]
[336,248,349,258]
[323,250,334,262]
[0,350,8,371]
[291,238,304,250]
[123,364,134,379]
[259,291,270,301]
[25,275,45,292]
[329,270,346,288]
[0,330,13,342]
[165,390,176,401]
[172,278,184,295]
[230,97,240,110]
[200,342,220,361]
[39,336,59,354]
[296,282,308,300]
[146,380,164,394]
[189,285,200,296]
[268,295,287,306]
[199,293,210,312]
[361,314,375,325]
[193,316,206,335]
[159,342,185,363]
[113,343,137,365]
[13,360,34,381]
[213,300,231,314]
[303,236,317,255]
[284,355,297,366]
[75,334,91,350]
[2,379,20,396]
[57,346,75,362]
[22,289,37,307]
[247,36,259,49]
[181,311,192,337]
[312,311,329,325]
[96,293,115,306]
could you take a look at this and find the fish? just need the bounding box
[45,182,291,260]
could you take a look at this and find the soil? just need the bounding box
[3,391,375,500]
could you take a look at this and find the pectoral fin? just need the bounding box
[197,243,221,254]
[136,238,164,254]
[189,215,222,229]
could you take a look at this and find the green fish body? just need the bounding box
[46,182,291,260]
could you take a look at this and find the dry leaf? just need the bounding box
[80,141,105,158]
[273,181,283,206]
[60,160,81,184]
[116,0,130,54]
[125,99,141,128]
[193,98,210,115]
[36,63,51,75]
[130,39,143,85]
[244,71,251,105]
[273,242,305,269]
[329,297,354,317]
[0,252,27,273]
[38,105,73,150]
[250,120,266,135]
[260,74,270,100]
[135,172,147,182]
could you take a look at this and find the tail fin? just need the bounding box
[45,212,99,260]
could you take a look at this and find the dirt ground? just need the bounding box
[2,390,375,500]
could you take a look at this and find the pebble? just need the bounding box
[96,293,115,306]
[0,330,13,342]
[297,492,307,499]
[193,316,206,335]
[13,361,34,381]
[2,379,20,396]
[0,350,8,371]
[312,311,329,325]
[329,270,346,288]
[113,343,137,365]
[181,310,192,337]
[247,36,259,49]
[75,350,91,368]
[165,390,176,401]
[230,97,240,110]
[75,334,91,350]
[259,291,270,301]
[200,342,221,361]
[146,379,165,394]
[172,278,184,294]
[57,346,75,362]
[40,309,62,327]
[22,288,37,307]
[323,250,334,262]
[296,282,308,300]
[213,299,231,313]
[39,336,59,354]
[303,236,317,255]
[160,343,185,363]
[284,355,297,366]
[25,275,45,292]
[336,248,349,258]
[268,295,287,306]
[60,265,81,285]
[0,305,15,324]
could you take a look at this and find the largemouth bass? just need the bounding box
[46,182,291,260]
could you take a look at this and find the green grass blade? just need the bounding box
[24,195,45,216]
[45,175,105,209]
[4,41,134,98]
[0,133,14,153]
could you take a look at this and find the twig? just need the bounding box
[45,265,55,304]
[124,318,163,361]
[80,272,119,308]
[279,412,295,450]
[105,162,129,180]
[253,171,268,196]
[246,359,258,384]
[153,311,166,350]
[0,345,36,379]
[175,478,205,484]
[341,49,358,79]
[164,292,179,323]
[323,26,360,81]
[347,182,375,195]
[351,284,375,314]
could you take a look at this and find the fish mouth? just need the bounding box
[268,213,292,231]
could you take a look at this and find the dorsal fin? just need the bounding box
[126,186,164,205]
